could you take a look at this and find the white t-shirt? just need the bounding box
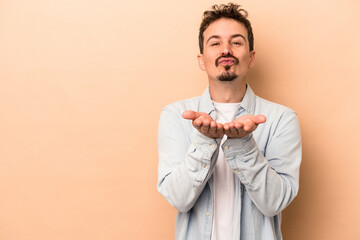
[211,101,241,240]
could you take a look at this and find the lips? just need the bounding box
[215,55,239,67]
[219,58,235,65]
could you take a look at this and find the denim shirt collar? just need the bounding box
[199,84,256,120]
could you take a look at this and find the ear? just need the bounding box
[248,51,256,68]
[197,54,206,71]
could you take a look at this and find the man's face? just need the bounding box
[198,18,255,82]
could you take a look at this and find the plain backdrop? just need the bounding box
[1,0,360,239]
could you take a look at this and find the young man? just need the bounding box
[157,3,301,240]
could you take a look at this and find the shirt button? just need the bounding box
[234,169,239,173]
[205,164,209,169]
[206,212,210,216]
[210,144,216,149]
[224,146,229,150]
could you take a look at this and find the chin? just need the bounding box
[217,71,237,81]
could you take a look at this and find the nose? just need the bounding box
[221,43,232,56]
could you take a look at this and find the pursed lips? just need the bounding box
[219,57,235,65]
[215,55,239,67]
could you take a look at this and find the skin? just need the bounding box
[182,18,266,139]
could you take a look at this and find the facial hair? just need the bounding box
[215,54,239,82]
[217,71,237,81]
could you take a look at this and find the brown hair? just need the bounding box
[199,3,254,53]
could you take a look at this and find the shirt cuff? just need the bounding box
[221,134,256,155]
[191,130,221,161]
[187,131,221,187]
[221,134,259,189]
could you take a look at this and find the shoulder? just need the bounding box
[254,95,297,119]
[253,96,300,138]
[252,96,301,149]
[159,96,201,140]
[162,96,202,116]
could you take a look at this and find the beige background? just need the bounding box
[0,0,359,239]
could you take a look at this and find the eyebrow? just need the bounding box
[206,34,246,44]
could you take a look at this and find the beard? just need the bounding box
[217,69,237,81]
[217,72,237,81]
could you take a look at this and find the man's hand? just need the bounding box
[223,114,266,138]
[182,110,224,139]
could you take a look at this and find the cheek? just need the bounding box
[203,52,218,63]
[203,57,216,69]
[236,55,250,67]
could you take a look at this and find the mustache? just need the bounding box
[215,54,239,67]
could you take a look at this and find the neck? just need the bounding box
[209,79,247,103]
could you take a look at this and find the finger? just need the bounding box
[251,114,266,124]
[194,118,203,127]
[209,121,217,135]
[224,122,235,130]
[216,122,224,135]
[201,117,211,126]
[224,128,231,136]
[243,121,255,132]
[182,110,196,120]
[192,120,202,130]
[229,125,238,135]
[234,122,243,129]
[200,120,210,133]
[182,111,206,120]
[224,128,236,138]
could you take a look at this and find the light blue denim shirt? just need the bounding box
[157,85,302,240]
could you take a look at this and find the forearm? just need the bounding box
[158,147,217,212]
[157,109,220,212]
[223,129,301,217]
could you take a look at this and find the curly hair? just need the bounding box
[198,3,254,54]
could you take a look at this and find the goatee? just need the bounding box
[217,71,237,81]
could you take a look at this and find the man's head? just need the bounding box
[198,3,254,54]
[197,3,255,83]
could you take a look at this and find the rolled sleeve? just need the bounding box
[157,107,220,212]
[222,112,302,217]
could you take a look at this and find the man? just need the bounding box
[157,3,301,240]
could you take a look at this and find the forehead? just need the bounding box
[203,18,248,41]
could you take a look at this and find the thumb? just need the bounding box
[182,110,204,120]
[252,114,266,124]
